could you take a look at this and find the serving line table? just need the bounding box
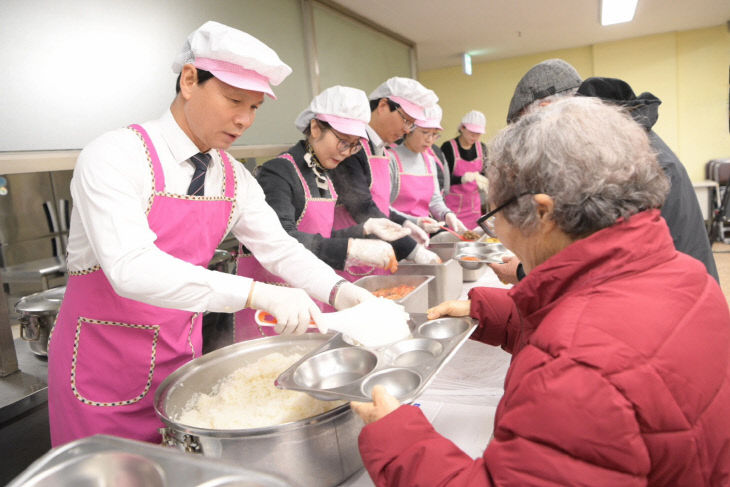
[341,267,513,486]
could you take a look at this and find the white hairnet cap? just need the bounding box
[294,85,371,138]
[415,104,443,130]
[461,110,486,133]
[171,21,292,99]
[368,77,438,121]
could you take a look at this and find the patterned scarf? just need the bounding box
[304,142,331,195]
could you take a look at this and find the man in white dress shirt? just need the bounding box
[47,21,372,446]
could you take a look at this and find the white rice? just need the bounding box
[175,352,344,429]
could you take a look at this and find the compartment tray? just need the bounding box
[276,313,476,403]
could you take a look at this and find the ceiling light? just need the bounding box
[462,53,472,76]
[601,0,638,26]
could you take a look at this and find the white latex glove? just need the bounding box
[403,220,429,246]
[333,282,377,310]
[248,282,321,335]
[411,244,442,265]
[475,174,489,192]
[461,171,479,183]
[347,239,397,272]
[445,212,468,233]
[416,217,443,234]
[363,218,411,241]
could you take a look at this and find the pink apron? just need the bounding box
[47,124,235,446]
[234,153,337,341]
[427,147,446,196]
[390,149,435,219]
[444,139,483,230]
[332,141,392,281]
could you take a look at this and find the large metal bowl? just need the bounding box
[155,334,363,487]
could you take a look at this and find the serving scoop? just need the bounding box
[254,298,411,348]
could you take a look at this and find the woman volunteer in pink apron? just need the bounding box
[330,78,442,272]
[389,104,467,236]
[441,110,489,230]
[421,105,451,197]
[235,86,409,340]
[47,21,371,447]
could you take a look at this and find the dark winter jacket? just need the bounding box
[577,76,718,281]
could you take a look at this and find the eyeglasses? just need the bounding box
[396,108,416,131]
[329,129,362,155]
[414,128,440,141]
[477,192,533,237]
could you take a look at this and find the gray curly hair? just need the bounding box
[487,96,669,238]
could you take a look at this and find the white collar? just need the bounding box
[159,110,212,166]
[365,125,386,156]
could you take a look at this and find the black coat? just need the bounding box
[577,77,718,281]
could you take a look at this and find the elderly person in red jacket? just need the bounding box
[352,96,730,486]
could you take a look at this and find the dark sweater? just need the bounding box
[256,140,362,270]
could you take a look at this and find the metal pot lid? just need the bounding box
[15,286,66,314]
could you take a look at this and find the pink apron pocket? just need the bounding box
[71,317,160,406]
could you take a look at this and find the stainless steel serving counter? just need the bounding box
[0,338,51,485]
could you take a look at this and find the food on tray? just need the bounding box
[175,352,344,429]
[372,284,416,300]
[461,230,480,241]
[481,236,500,243]
[460,256,480,261]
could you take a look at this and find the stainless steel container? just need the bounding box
[353,274,433,313]
[7,434,292,487]
[155,335,364,487]
[427,237,486,282]
[14,285,66,357]
[396,245,462,306]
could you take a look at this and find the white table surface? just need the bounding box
[341,267,512,486]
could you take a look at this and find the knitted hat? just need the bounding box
[506,59,582,123]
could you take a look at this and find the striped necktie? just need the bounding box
[187,152,212,196]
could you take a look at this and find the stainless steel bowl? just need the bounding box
[155,334,363,487]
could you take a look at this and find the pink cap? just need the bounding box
[462,123,485,134]
[194,57,277,99]
[316,113,369,139]
[389,96,426,122]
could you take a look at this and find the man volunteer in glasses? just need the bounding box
[330,77,442,281]
[47,21,372,447]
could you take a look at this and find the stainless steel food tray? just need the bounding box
[276,313,476,403]
[353,274,433,313]
[455,242,508,268]
[7,434,292,487]
[396,257,462,305]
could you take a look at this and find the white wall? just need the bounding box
[0,0,413,152]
